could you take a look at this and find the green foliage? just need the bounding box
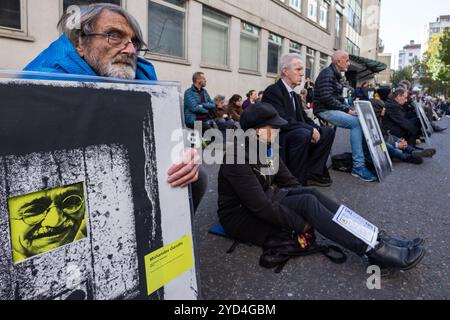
[420,29,450,97]
[392,66,413,88]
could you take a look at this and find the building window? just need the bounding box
[308,0,318,22]
[346,39,360,56]
[149,0,186,59]
[62,0,121,12]
[0,0,21,30]
[240,22,260,72]
[305,47,315,79]
[267,33,283,74]
[202,7,229,67]
[289,41,302,54]
[319,53,328,72]
[289,0,302,12]
[347,0,362,34]
[319,0,328,29]
[335,12,342,49]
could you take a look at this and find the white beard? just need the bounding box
[85,53,137,80]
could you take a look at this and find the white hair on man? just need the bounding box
[331,50,348,63]
[279,53,303,76]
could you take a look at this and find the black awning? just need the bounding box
[349,54,387,79]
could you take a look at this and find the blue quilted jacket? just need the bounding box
[24,34,157,81]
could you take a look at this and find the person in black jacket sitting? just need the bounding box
[314,50,377,182]
[262,53,335,187]
[384,87,421,146]
[217,102,425,271]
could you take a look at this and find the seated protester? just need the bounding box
[314,50,376,182]
[227,94,244,121]
[371,98,436,164]
[242,90,258,110]
[384,87,421,146]
[263,53,335,187]
[218,102,425,271]
[398,80,418,120]
[210,95,239,131]
[23,3,206,211]
[354,81,370,101]
[184,72,216,132]
[257,91,264,103]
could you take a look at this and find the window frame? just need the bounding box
[289,40,302,54]
[319,0,328,29]
[147,0,188,62]
[307,0,318,22]
[289,0,302,12]
[201,6,230,68]
[239,21,261,74]
[267,32,283,75]
[0,0,33,41]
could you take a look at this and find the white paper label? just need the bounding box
[333,205,379,248]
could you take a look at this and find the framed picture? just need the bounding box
[354,101,393,182]
[0,72,198,300]
[413,101,433,146]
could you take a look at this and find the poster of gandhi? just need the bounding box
[0,77,197,300]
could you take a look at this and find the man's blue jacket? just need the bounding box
[24,34,157,81]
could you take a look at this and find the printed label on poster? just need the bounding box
[333,205,379,248]
[145,235,193,296]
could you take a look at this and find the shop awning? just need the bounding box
[346,54,388,86]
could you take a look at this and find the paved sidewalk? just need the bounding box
[194,117,450,300]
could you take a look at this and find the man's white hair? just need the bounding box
[279,53,303,76]
[332,50,348,63]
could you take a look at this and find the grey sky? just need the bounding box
[379,0,450,68]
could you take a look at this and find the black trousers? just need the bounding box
[280,127,335,184]
[280,188,368,256]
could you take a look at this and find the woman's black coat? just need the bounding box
[217,143,301,246]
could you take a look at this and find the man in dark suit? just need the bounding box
[262,53,335,187]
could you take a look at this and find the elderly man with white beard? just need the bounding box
[24,3,207,211]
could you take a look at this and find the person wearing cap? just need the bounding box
[217,102,425,272]
[262,53,335,187]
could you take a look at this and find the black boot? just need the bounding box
[412,148,436,158]
[403,154,423,165]
[432,123,447,132]
[366,239,425,270]
[378,230,424,248]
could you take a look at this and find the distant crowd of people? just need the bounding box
[183,50,443,272]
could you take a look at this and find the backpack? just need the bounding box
[259,229,347,273]
[331,153,353,173]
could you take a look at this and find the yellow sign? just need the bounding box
[381,143,387,153]
[145,234,193,296]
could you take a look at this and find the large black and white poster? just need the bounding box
[354,101,393,182]
[0,76,197,300]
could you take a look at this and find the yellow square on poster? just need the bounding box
[381,143,387,153]
[145,234,193,296]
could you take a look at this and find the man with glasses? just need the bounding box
[24,3,206,211]
[8,183,86,264]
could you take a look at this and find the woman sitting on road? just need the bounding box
[217,102,425,271]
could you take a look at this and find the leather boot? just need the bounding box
[366,239,425,270]
[378,230,424,248]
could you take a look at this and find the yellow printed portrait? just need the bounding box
[8,182,87,264]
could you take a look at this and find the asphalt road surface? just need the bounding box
[194,117,450,300]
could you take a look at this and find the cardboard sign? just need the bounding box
[354,101,393,182]
[0,73,197,300]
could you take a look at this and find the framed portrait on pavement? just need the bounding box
[354,101,393,182]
